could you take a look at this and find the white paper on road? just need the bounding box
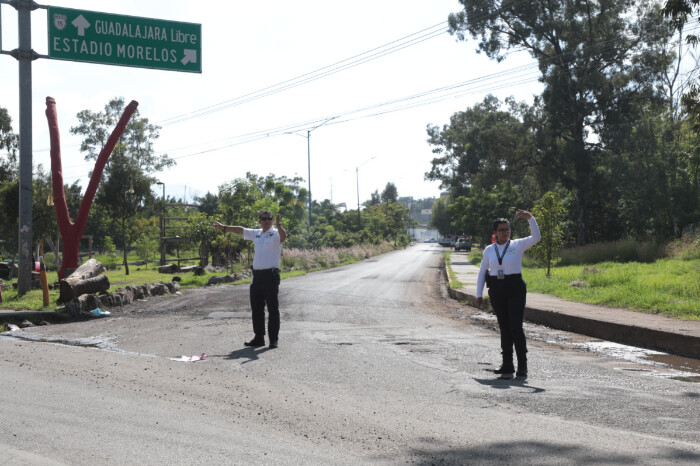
[169,353,207,362]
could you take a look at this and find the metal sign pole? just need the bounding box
[16,0,37,295]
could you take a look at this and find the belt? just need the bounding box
[489,273,522,279]
[252,268,279,275]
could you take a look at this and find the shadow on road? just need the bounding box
[213,347,271,364]
[399,441,700,465]
[473,376,546,394]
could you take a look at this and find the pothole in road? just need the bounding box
[669,375,700,383]
[0,332,155,357]
[1,333,104,349]
[206,311,250,319]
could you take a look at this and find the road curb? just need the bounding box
[448,287,700,360]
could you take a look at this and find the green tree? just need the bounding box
[448,0,675,245]
[380,182,398,202]
[194,192,219,216]
[0,106,19,253]
[32,166,59,248]
[426,95,540,196]
[0,106,18,182]
[70,97,174,275]
[216,173,306,255]
[530,192,566,278]
[430,196,453,236]
[131,217,159,268]
[663,1,700,132]
[103,236,117,270]
[184,211,219,266]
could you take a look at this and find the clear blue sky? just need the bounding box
[0,0,543,207]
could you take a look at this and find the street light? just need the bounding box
[355,156,376,227]
[156,181,165,264]
[285,117,335,228]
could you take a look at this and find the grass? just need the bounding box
[0,266,216,312]
[0,242,396,311]
[523,260,700,320]
[459,243,700,320]
[444,252,464,289]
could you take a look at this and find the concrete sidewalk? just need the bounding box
[447,252,700,360]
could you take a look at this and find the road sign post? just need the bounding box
[47,6,201,73]
[3,4,201,293]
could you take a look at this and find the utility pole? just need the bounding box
[356,167,360,226]
[307,130,312,227]
[287,118,335,230]
[156,181,165,264]
[354,155,376,228]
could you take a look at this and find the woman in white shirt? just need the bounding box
[476,209,540,379]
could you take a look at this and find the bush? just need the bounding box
[279,243,393,271]
[666,234,700,260]
[557,239,667,265]
[41,252,57,271]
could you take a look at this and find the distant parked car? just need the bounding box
[455,237,472,252]
[437,237,452,247]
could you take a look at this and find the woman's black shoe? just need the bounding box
[244,339,265,347]
[516,362,528,378]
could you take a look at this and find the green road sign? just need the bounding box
[47,6,201,73]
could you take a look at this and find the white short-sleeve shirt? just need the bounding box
[243,227,283,270]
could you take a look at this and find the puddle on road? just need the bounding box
[575,341,700,381]
[468,310,700,381]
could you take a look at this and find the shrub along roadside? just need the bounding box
[445,252,464,289]
[0,242,397,311]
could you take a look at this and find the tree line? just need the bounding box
[428,0,700,246]
[0,100,423,271]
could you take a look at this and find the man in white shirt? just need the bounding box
[213,210,287,349]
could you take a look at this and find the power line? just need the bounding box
[43,10,700,181]
[158,22,449,126]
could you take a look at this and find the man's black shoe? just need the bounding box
[244,339,265,347]
[268,340,278,349]
[494,364,515,375]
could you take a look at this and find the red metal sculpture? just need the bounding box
[45,96,139,279]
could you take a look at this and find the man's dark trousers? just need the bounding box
[250,269,280,342]
[488,276,527,363]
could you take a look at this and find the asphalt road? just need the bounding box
[1,244,699,465]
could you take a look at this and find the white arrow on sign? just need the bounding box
[181,49,197,65]
[72,15,91,36]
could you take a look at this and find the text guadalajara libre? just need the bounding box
[52,20,197,63]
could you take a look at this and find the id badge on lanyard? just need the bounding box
[495,241,510,280]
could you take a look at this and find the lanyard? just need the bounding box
[494,240,510,266]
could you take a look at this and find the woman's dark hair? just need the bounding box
[493,218,510,232]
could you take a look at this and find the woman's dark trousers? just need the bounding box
[488,277,527,368]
